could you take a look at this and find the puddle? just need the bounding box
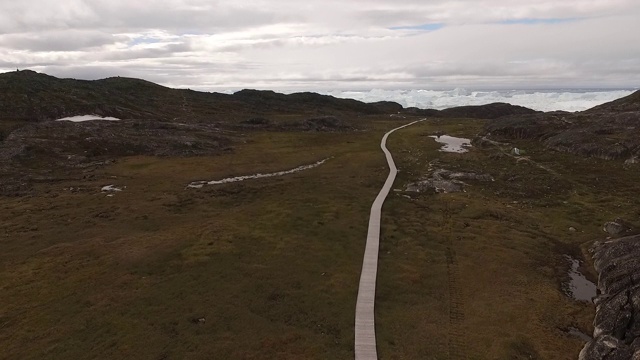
[564,255,597,302]
[430,135,472,153]
[188,158,329,189]
[567,327,592,343]
[57,115,121,122]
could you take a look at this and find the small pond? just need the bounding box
[430,135,472,153]
[564,255,597,303]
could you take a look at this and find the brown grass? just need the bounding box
[2,116,636,359]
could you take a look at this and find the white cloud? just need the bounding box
[0,0,639,90]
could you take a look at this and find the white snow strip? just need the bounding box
[187,158,329,188]
[430,135,472,153]
[57,115,121,122]
[324,89,636,112]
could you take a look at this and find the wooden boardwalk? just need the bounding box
[354,120,425,360]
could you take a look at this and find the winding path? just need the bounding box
[354,119,425,360]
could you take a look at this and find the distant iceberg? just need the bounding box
[323,89,636,112]
[56,115,121,122]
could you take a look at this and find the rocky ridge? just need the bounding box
[483,90,640,161]
[0,70,541,196]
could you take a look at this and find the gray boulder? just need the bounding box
[579,336,633,360]
[604,220,632,237]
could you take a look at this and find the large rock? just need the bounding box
[605,221,632,237]
[581,235,640,360]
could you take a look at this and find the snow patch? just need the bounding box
[101,185,123,192]
[57,115,121,122]
[188,158,329,189]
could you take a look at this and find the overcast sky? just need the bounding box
[0,0,639,91]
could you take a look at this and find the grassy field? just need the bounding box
[376,119,639,359]
[1,116,638,359]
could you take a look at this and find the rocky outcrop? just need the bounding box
[579,335,633,360]
[604,219,634,237]
[484,110,640,160]
[544,112,640,160]
[236,115,354,132]
[483,91,640,161]
[405,168,494,193]
[580,235,640,360]
[483,112,570,140]
[302,116,352,131]
[1,119,231,160]
[0,119,232,190]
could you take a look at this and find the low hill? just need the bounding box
[233,89,393,115]
[401,102,538,119]
[0,71,540,124]
[483,92,640,160]
[438,102,539,119]
[0,71,397,123]
[0,70,187,121]
[587,90,640,113]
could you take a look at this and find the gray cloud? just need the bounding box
[0,0,639,90]
[0,1,292,34]
[0,30,126,51]
[96,42,193,61]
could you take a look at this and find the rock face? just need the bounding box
[580,235,640,360]
[579,335,633,360]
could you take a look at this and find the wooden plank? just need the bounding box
[354,120,425,360]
